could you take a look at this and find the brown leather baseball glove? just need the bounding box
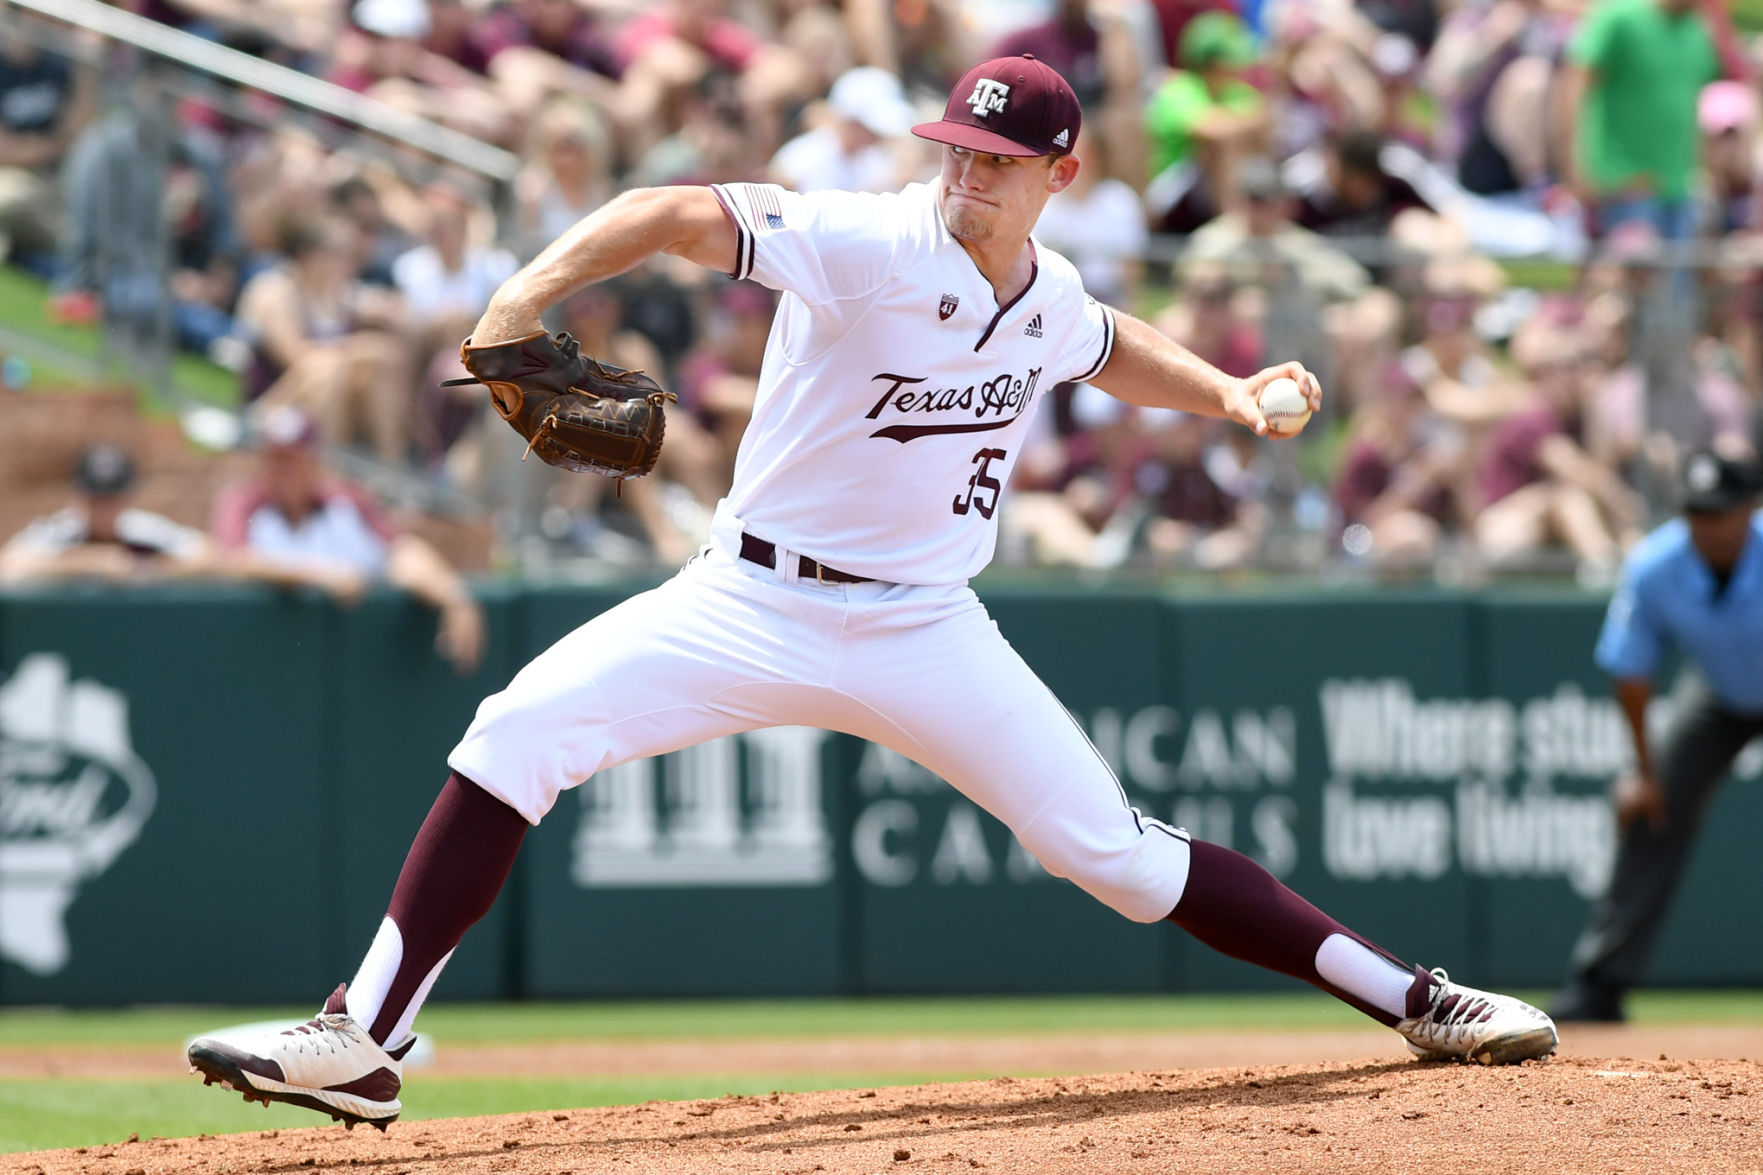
[443,330,677,480]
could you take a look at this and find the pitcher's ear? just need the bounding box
[1048,153,1081,193]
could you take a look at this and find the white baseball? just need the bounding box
[1258,376,1312,437]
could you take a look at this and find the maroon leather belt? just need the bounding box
[739,532,872,584]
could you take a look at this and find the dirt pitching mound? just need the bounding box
[11,1055,1762,1175]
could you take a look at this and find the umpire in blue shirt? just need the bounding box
[1552,448,1763,1022]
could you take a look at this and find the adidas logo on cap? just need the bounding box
[1052,128,1069,148]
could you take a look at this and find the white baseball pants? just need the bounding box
[449,522,1191,923]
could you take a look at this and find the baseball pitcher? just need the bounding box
[188,57,1556,1128]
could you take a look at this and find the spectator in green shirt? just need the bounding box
[1144,11,1269,233]
[1554,0,1718,242]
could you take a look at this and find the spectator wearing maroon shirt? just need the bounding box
[476,0,625,134]
[214,406,485,673]
[330,0,513,145]
[1332,363,1462,566]
[999,383,1157,568]
[1472,325,1640,574]
[1026,380,1265,572]
[989,0,1144,184]
[989,0,1116,108]
[1151,417,1237,531]
[424,0,493,76]
[617,0,810,160]
[1141,412,1267,570]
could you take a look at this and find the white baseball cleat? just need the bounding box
[187,984,408,1129]
[1396,969,1558,1065]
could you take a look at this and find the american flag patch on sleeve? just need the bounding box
[750,185,785,230]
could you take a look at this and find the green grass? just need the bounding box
[0,1073,981,1154]
[1495,257,1577,292]
[3,990,1762,1154]
[0,265,239,409]
[7,989,1759,1050]
[0,992,1377,1048]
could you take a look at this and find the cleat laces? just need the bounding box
[1408,969,1495,1050]
[280,1013,357,1055]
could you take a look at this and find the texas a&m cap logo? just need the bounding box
[913,55,1081,158]
[967,78,1010,118]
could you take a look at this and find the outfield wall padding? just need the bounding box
[2,581,1757,1004]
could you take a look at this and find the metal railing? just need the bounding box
[3,0,518,183]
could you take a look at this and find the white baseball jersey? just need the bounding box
[710,180,1116,585]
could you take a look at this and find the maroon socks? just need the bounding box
[340,781,1431,1041]
[1169,839,1430,1026]
[344,772,529,1045]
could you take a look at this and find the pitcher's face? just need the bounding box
[937,146,1076,245]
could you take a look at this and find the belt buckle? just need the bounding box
[814,560,828,586]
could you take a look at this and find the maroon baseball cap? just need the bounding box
[912,55,1081,158]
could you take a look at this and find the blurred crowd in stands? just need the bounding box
[2,0,1762,585]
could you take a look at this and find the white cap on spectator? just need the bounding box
[254,404,320,451]
[355,0,431,39]
[828,67,915,139]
